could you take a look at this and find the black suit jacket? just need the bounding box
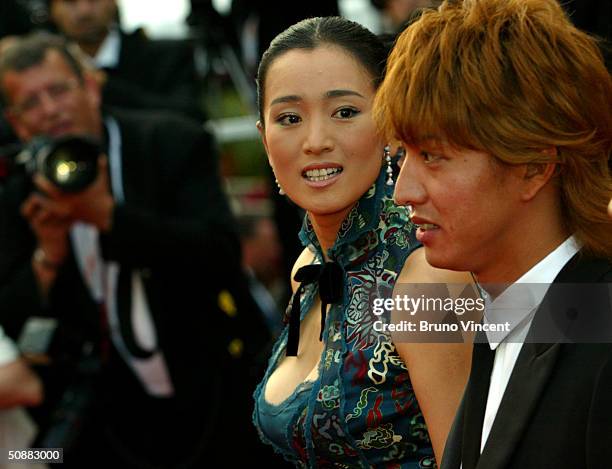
[441,253,612,469]
[0,109,270,465]
[102,30,204,121]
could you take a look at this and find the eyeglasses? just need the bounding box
[9,78,81,117]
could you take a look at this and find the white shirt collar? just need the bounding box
[94,27,121,69]
[480,236,580,349]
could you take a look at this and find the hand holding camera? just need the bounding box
[31,155,114,232]
[15,136,115,279]
[21,190,71,269]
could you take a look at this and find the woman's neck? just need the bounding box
[308,205,355,260]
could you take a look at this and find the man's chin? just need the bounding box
[69,28,108,46]
[424,248,466,273]
[48,124,77,138]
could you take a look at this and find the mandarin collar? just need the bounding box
[298,166,392,268]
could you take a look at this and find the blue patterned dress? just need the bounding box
[253,169,434,468]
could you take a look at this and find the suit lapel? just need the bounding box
[476,341,561,468]
[104,112,158,359]
[106,111,159,216]
[476,252,612,468]
[461,338,495,469]
[440,393,465,469]
[108,112,138,206]
[116,31,136,72]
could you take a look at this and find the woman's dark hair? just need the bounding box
[256,16,388,125]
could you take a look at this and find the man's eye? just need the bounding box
[47,83,71,98]
[333,107,360,119]
[277,114,301,125]
[18,97,39,113]
[420,150,441,163]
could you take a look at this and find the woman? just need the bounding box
[374,1,612,467]
[252,16,472,467]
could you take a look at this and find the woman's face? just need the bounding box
[259,46,383,219]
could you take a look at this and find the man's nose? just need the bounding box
[393,150,427,208]
[75,0,97,16]
[37,91,61,117]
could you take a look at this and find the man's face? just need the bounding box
[2,49,101,141]
[387,0,431,27]
[50,0,117,45]
[242,218,282,284]
[393,140,526,281]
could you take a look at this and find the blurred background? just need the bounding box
[1,0,610,324]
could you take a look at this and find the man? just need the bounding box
[48,0,203,120]
[0,33,269,468]
[237,213,283,335]
[370,0,440,34]
[230,0,340,61]
[374,0,612,467]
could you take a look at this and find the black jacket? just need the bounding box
[441,253,612,469]
[0,109,270,466]
[102,30,204,121]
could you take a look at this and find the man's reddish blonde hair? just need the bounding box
[374,0,612,259]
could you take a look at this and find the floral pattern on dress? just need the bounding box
[254,168,434,468]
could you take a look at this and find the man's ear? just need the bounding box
[4,109,31,141]
[1,74,31,141]
[520,162,557,202]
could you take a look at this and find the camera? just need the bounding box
[14,134,101,193]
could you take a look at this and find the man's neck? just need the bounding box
[475,194,571,286]
[76,26,115,59]
[79,39,106,58]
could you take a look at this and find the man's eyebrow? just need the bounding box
[269,95,302,106]
[419,137,449,148]
[325,89,364,99]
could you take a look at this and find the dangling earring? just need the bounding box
[384,145,393,186]
[275,178,286,195]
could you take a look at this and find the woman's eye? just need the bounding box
[333,107,360,119]
[277,114,301,125]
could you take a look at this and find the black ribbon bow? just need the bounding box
[286,261,344,357]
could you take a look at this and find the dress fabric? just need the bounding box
[253,169,435,468]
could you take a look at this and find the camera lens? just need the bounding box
[41,136,100,192]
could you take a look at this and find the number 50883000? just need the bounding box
[5,449,63,463]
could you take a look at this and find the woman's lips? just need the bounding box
[302,166,343,187]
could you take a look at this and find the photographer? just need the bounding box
[0,33,269,468]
